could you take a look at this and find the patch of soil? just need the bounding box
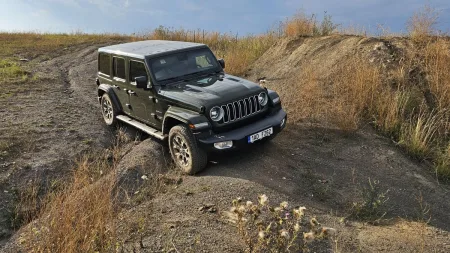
[0,41,125,243]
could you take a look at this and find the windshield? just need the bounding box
[149,48,220,82]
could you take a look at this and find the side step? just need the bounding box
[116,115,166,140]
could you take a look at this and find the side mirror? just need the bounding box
[218,59,225,69]
[134,76,148,89]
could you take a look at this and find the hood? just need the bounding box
[159,74,264,109]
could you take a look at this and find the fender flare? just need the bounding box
[162,106,210,134]
[97,84,123,112]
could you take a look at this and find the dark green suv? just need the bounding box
[96,40,287,174]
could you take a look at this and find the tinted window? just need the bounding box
[98,53,110,75]
[113,57,126,79]
[150,49,219,82]
[129,61,148,82]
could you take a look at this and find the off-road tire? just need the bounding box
[169,124,207,175]
[100,93,118,126]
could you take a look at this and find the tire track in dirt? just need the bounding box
[0,44,115,244]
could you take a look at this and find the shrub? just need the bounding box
[407,4,440,42]
[282,10,338,37]
[223,194,335,252]
[399,111,442,159]
[350,178,389,221]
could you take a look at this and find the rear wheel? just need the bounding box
[100,93,117,126]
[169,124,207,175]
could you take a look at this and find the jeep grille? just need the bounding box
[220,95,263,123]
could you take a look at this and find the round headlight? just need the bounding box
[258,92,268,106]
[210,106,224,122]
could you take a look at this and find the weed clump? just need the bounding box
[282,10,339,37]
[224,194,335,252]
[0,59,28,82]
[350,178,389,222]
[407,4,440,43]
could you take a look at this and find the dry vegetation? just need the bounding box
[223,195,335,252]
[283,10,339,37]
[3,4,450,252]
[17,133,128,252]
[265,5,450,180]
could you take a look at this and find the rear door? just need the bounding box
[128,60,159,127]
[112,56,132,115]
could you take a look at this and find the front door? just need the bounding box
[128,60,159,127]
[112,56,132,115]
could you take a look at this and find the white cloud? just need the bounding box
[31,9,49,18]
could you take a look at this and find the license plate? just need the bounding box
[248,127,273,143]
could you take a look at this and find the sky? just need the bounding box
[0,0,449,35]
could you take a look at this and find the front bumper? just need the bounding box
[196,108,287,151]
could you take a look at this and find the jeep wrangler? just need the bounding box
[96,40,287,174]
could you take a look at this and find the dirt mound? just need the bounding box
[245,35,417,126]
[246,35,409,81]
[116,175,333,252]
[116,139,170,198]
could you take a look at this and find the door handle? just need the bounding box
[112,85,120,89]
[128,90,136,95]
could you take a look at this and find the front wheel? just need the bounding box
[169,124,207,175]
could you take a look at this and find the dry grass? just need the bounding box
[19,157,118,252]
[422,38,450,110]
[435,143,450,178]
[407,4,440,42]
[16,130,171,252]
[18,133,129,252]
[399,111,442,159]
[273,56,384,132]
[274,4,450,178]
[0,32,130,59]
[329,57,383,131]
[283,12,317,37]
[282,10,339,37]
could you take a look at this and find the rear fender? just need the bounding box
[97,84,122,112]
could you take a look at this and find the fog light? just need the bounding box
[214,141,233,149]
[280,118,286,127]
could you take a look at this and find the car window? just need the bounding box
[113,57,126,80]
[150,49,219,82]
[129,61,148,82]
[98,53,111,75]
